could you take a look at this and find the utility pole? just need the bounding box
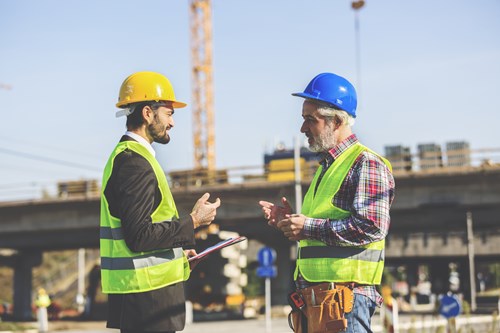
[466,211,477,312]
[351,1,364,111]
[189,0,216,171]
[293,136,302,214]
[76,248,86,314]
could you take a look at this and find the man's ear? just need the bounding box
[332,115,342,130]
[142,105,154,124]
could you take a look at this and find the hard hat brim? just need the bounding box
[116,99,187,109]
[292,92,337,109]
[292,92,357,118]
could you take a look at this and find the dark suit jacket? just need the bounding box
[104,135,195,332]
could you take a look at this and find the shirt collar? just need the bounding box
[320,134,358,168]
[125,131,156,157]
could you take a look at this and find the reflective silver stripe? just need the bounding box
[101,248,183,270]
[100,226,124,240]
[300,246,384,262]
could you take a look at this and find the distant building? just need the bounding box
[418,143,443,170]
[446,141,471,167]
[384,145,412,172]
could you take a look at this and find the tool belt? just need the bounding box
[288,283,355,333]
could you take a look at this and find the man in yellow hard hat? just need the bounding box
[100,71,221,333]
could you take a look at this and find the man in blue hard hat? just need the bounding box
[259,72,395,333]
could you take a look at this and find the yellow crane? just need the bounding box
[189,0,215,171]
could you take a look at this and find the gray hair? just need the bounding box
[317,105,355,127]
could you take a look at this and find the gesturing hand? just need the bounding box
[258,197,293,228]
[190,193,221,228]
[277,214,306,241]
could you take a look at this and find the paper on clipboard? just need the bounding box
[188,236,247,262]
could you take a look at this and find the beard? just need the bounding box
[307,123,336,152]
[148,114,170,144]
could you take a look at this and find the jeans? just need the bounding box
[344,294,377,333]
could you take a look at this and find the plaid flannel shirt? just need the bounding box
[296,134,395,306]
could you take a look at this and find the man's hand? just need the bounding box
[258,197,293,228]
[184,249,199,271]
[184,249,197,258]
[190,193,221,228]
[277,214,307,241]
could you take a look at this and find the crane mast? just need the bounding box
[190,0,215,171]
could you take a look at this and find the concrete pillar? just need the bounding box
[12,250,42,321]
[429,260,449,295]
[457,258,471,300]
[406,262,419,288]
[271,241,294,305]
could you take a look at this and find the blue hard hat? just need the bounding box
[292,72,357,117]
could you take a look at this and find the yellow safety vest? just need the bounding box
[295,142,392,285]
[100,140,190,294]
[35,293,51,308]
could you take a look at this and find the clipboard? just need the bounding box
[188,236,247,263]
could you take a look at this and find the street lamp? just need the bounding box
[351,1,365,112]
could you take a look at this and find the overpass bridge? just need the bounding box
[1,165,500,320]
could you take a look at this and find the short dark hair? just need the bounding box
[125,102,164,130]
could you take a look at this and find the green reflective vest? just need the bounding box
[100,140,190,294]
[35,293,51,308]
[295,142,392,285]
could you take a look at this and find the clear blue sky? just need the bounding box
[1,0,499,200]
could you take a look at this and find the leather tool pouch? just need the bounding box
[288,283,354,333]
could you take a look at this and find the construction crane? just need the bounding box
[189,0,215,171]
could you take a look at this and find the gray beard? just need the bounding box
[308,127,336,152]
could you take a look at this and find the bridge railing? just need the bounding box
[167,147,500,189]
[56,180,100,198]
[387,147,500,175]
[1,148,500,202]
[168,160,320,190]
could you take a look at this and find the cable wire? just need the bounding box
[0,147,101,172]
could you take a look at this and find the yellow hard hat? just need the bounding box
[116,71,187,109]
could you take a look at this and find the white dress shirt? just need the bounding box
[125,131,156,157]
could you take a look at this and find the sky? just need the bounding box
[0,0,499,201]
